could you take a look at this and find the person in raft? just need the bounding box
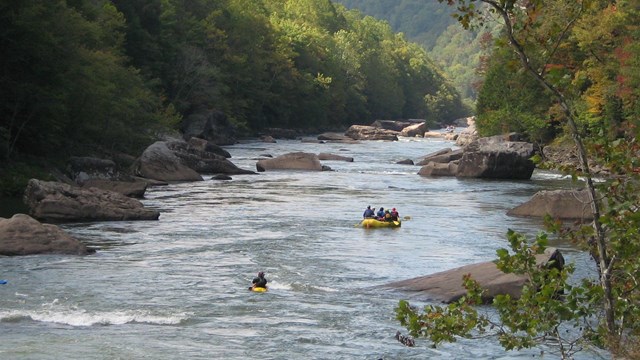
[390,208,399,221]
[376,207,385,220]
[383,209,393,222]
[251,271,268,290]
[363,205,375,218]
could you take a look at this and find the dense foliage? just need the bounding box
[473,0,640,143]
[334,0,493,105]
[0,0,469,195]
[396,0,640,358]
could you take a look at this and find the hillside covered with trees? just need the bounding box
[0,0,469,195]
[334,0,492,104]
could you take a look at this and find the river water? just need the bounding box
[1,135,605,359]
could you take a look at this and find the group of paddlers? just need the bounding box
[362,205,399,222]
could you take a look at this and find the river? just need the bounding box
[0,135,606,359]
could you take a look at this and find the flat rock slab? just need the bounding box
[256,152,323,172]
[384,248,563,303]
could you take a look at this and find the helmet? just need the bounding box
[392,208,396,211]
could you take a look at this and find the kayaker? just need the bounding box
[251,271,268,289]
[376,207,385,219]
[363,206,375,218]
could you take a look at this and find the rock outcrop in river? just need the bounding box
[507,189,593,221]
[384,247,564,303]
[417,134,537,180]
[256,152,325,172]
[456,134,536,179]
[132,139,254,182]
[133,141,203,182]
[23,179,160,222]
[345,125,399,141]
[0,214,92,255]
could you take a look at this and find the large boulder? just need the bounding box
[256,152,323,172]
[384,247,564,303]
[400,122,428,137]
[133,141,203,182]
[456,135,536,179]
[23,179,160,222]
[507,189,593,220]
[345,125,398,141]
[0,214,93,256]
[165,140,254,175]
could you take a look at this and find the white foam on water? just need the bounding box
[266,281,291,291]
[0,302,191,327]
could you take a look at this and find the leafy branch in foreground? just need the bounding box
[396,0,640,357]
[396,231,600,358]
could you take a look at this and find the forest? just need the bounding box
[0,0,470,195]
[335,0,495,105]
[3,0,640,357]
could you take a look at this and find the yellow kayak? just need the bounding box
[359,218,401,228]
[250,286,268,292]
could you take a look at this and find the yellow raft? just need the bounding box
[250,286,268,292]
[359,218,401,228]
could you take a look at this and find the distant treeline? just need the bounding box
[0,0,469,166]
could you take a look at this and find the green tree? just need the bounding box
[397,0,640,357]
[475,45,557,143]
